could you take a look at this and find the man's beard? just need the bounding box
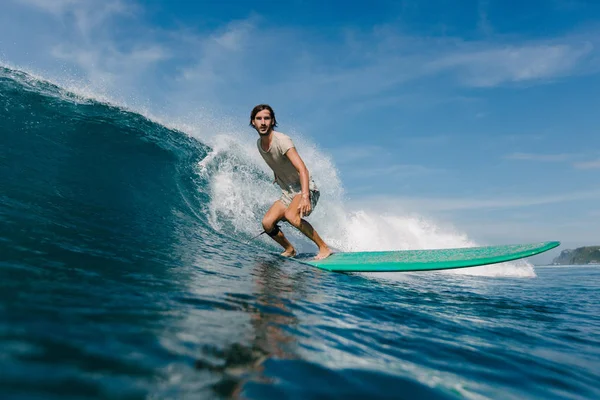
[257,126,272,136]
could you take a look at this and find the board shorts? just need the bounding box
[279,188,320,216]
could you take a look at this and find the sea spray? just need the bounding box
[196,129,535,278]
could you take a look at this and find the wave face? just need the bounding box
[1,65,214,269]
[3,66,596,400]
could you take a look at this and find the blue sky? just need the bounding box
[2,0,600,257]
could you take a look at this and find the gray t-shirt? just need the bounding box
[257,131,317,194]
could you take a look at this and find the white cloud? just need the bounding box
[505,152,576,162]
[6,0,600,116]
[169,19,600,113]
[349,164,445,179]
[427,42,594,87]
[452,218,592,250]
[13,0,133,35]
[404,134,452,146]
[50,44,169,84]
[351,189,600,212]
[212,20,254,51]
[6,0,167,107]
[477,0,493,36]
[574,159,600,169]
[330,145,389,164]
[14,0,84,14]
[176,19,259,84]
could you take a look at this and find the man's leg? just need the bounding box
[262,200,296,257]
[284,194,332,260]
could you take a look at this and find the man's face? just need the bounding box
[252,109,273,135]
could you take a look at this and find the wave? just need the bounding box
[0,65,535,278]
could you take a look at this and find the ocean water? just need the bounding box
[1,65,599,399]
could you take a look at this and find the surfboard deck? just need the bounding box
[294,241,560,272]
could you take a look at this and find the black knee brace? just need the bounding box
[266,224,281,237]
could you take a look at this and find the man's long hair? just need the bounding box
[250,104,278,128]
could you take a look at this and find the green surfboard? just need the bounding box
[300,241,560,272]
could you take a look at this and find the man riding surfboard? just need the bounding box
[250,104,332,260]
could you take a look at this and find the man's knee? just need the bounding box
[284,210,300,227]
[262,218,275,232]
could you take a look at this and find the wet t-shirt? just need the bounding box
[257,131,316,194]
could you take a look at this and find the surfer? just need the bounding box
[250,104,332,260]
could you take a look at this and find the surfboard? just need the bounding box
[298,241,560,272]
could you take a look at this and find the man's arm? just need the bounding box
[285,147,310,196]
[285,147,312,217]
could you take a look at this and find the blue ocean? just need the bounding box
[1,65,599,399]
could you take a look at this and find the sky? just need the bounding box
[1,0,600,259]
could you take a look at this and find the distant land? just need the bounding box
[552,246,600,265]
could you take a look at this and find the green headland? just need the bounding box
[552,246,600,265]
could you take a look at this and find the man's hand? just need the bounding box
[298,194,311,218]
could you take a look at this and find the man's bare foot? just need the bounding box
[281,247,297,258]
[313,246,332,260]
